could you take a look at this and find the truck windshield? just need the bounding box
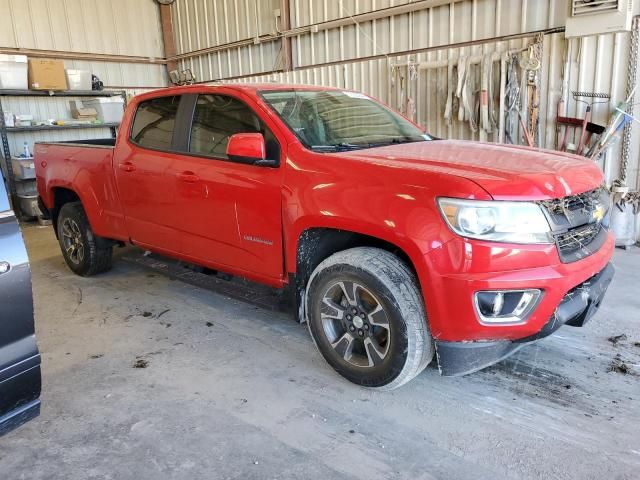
[260,89,431,152]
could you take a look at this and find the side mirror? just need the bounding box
[226,133,276,166]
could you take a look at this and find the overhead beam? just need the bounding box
[0,47,165,65]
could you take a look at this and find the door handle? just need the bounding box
[177,171,199,183]
[119,162,136,172]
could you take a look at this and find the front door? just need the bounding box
[168,92,284,283]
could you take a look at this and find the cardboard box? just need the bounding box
[28,59,68,91]
[69,100,97,120]
[72,108,97,120]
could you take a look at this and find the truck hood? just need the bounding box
[338,140,604,199]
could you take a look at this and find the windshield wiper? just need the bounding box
[312,143,367,152]
[313,137,428,152]
[366,137,425,148]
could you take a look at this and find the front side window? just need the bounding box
[260,89,431,152]
[130,96,180,151]
[189,94,265,159]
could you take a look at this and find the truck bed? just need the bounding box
[35,138,127,242]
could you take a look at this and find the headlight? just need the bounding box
[437,198,553,244]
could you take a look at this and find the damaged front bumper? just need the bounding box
[435,262,615,376]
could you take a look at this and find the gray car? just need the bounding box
[0,173,41,436]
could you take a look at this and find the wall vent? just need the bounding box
[566,0,635,37]
[573,0,621,17]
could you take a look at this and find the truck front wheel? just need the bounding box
[57,202,112,276]
[305,247,434,390]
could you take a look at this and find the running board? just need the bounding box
[122,251,294,314]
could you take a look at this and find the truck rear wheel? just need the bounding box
[57,202,112,276]
[305,247,434,390]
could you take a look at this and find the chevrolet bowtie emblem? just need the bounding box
[592,205,605,222]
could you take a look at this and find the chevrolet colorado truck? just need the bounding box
[35,84,614,389]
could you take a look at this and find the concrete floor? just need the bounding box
[1,224,639,480]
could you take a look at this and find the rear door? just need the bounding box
[114,94,186,254]
[167,91,285,282]
[0,175,41,436]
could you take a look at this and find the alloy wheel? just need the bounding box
[320,280,390,368]
[61,218,85,265]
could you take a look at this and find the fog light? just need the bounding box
[0,262,9,274]
[474,289,542,325]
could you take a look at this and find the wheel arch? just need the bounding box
[291,226,426,322]
[49,187,82,236]
[49,187,116,248]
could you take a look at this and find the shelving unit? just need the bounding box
[0,89,125,98]
[0,89,126,218]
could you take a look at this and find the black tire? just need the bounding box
[57,202,112,276]
[305,247,434,390]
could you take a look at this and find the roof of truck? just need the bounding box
[226,83,343,92]
[134,83,345,101]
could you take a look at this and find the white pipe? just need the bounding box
[391,47,527,70]
[498,54,507,144]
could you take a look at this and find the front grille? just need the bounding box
[539,187,610,263]
[541,187,606,218]
[556,223,603,257]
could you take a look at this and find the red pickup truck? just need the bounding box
[35,84,614,389]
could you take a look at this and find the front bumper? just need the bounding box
[435,262,615,376]
[419,231,615,341]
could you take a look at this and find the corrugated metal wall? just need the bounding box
[0,0,167,88]
[288,0,564,66]
[171,0,283,79]
[171,0,639,190]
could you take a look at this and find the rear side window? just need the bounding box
[189,94,264,159]
[130,96,180,151]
